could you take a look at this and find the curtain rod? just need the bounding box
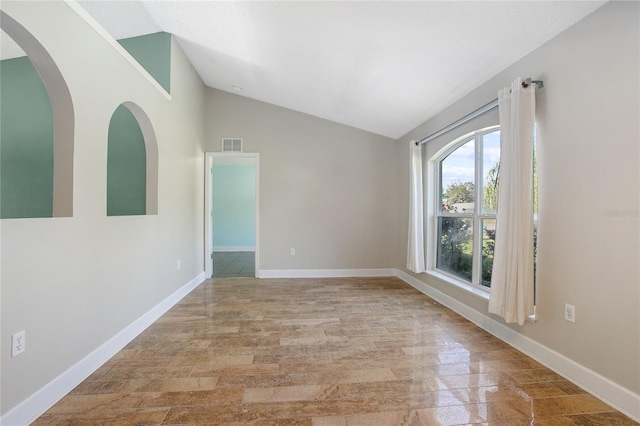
[415,78,543,146]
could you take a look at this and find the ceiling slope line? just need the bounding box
[64,0,171,101]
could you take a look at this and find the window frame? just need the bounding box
[432,126,500,291]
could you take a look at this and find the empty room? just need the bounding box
[1,1,638,425]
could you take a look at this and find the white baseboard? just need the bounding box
[213,246,255,252]
[395,269,488,327]
[0,272,206,426]
[258,268,396,279]
[395,269,640,422]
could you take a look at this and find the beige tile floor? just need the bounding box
[34,277,638,425]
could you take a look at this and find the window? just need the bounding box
[432,126,538,292]
[435,127,500,288]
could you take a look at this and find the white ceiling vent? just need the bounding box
[222,138,243,152]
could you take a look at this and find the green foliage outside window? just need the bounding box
[437,216,473,282]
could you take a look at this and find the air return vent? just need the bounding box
[222,138,243,152]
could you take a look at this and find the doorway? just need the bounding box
[205,152,260,278]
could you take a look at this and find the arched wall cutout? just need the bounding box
[123,102,158,216]
[107,102,158,216]
[0,10,74,218]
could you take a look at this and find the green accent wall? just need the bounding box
[0,56,54,218]
[212,165,256,248]
[107,105,146,216]
[118,32,171,93]
[1,32,168,219]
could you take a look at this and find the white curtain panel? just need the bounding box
[407,142,426,273]
[488,77,536,325]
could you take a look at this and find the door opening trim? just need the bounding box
[205,152,260,278]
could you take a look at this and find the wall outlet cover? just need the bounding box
[565,303,576,323]
[12,330,26,357]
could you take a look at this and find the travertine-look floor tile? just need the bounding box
[510,393,614,417]
[44,393,142,414]
[33,407,170,425]
[417,401,528,425]
[244,385,332,403]
[567,411,640,425]
[120,376,219,393]
[313,410,426,426]
[33,277,638,425]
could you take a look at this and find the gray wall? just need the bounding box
[204,89,401,271]
[395,1,640,394]
[0,1,205,414]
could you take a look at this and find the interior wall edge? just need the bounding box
[62,0,171,100]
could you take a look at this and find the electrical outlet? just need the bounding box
[290,248,295,256]
[12,330,26,357]
[565,303,576,323]
[177,259,181,270]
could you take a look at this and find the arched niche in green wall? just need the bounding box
[106,102,158,216]
[0,10,74,219]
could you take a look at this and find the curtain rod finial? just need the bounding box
[522,78,544,89]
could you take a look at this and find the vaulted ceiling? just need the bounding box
[2,1,606,138]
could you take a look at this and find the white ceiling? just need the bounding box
[2,1,606,139]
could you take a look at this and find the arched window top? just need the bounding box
[437,127,500,213]
[433,125,500,162]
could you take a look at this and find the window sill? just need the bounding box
[425,269,490,300]
[424,269,537,323]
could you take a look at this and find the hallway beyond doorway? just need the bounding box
[212,251,255,278]
[205,152,260,279]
